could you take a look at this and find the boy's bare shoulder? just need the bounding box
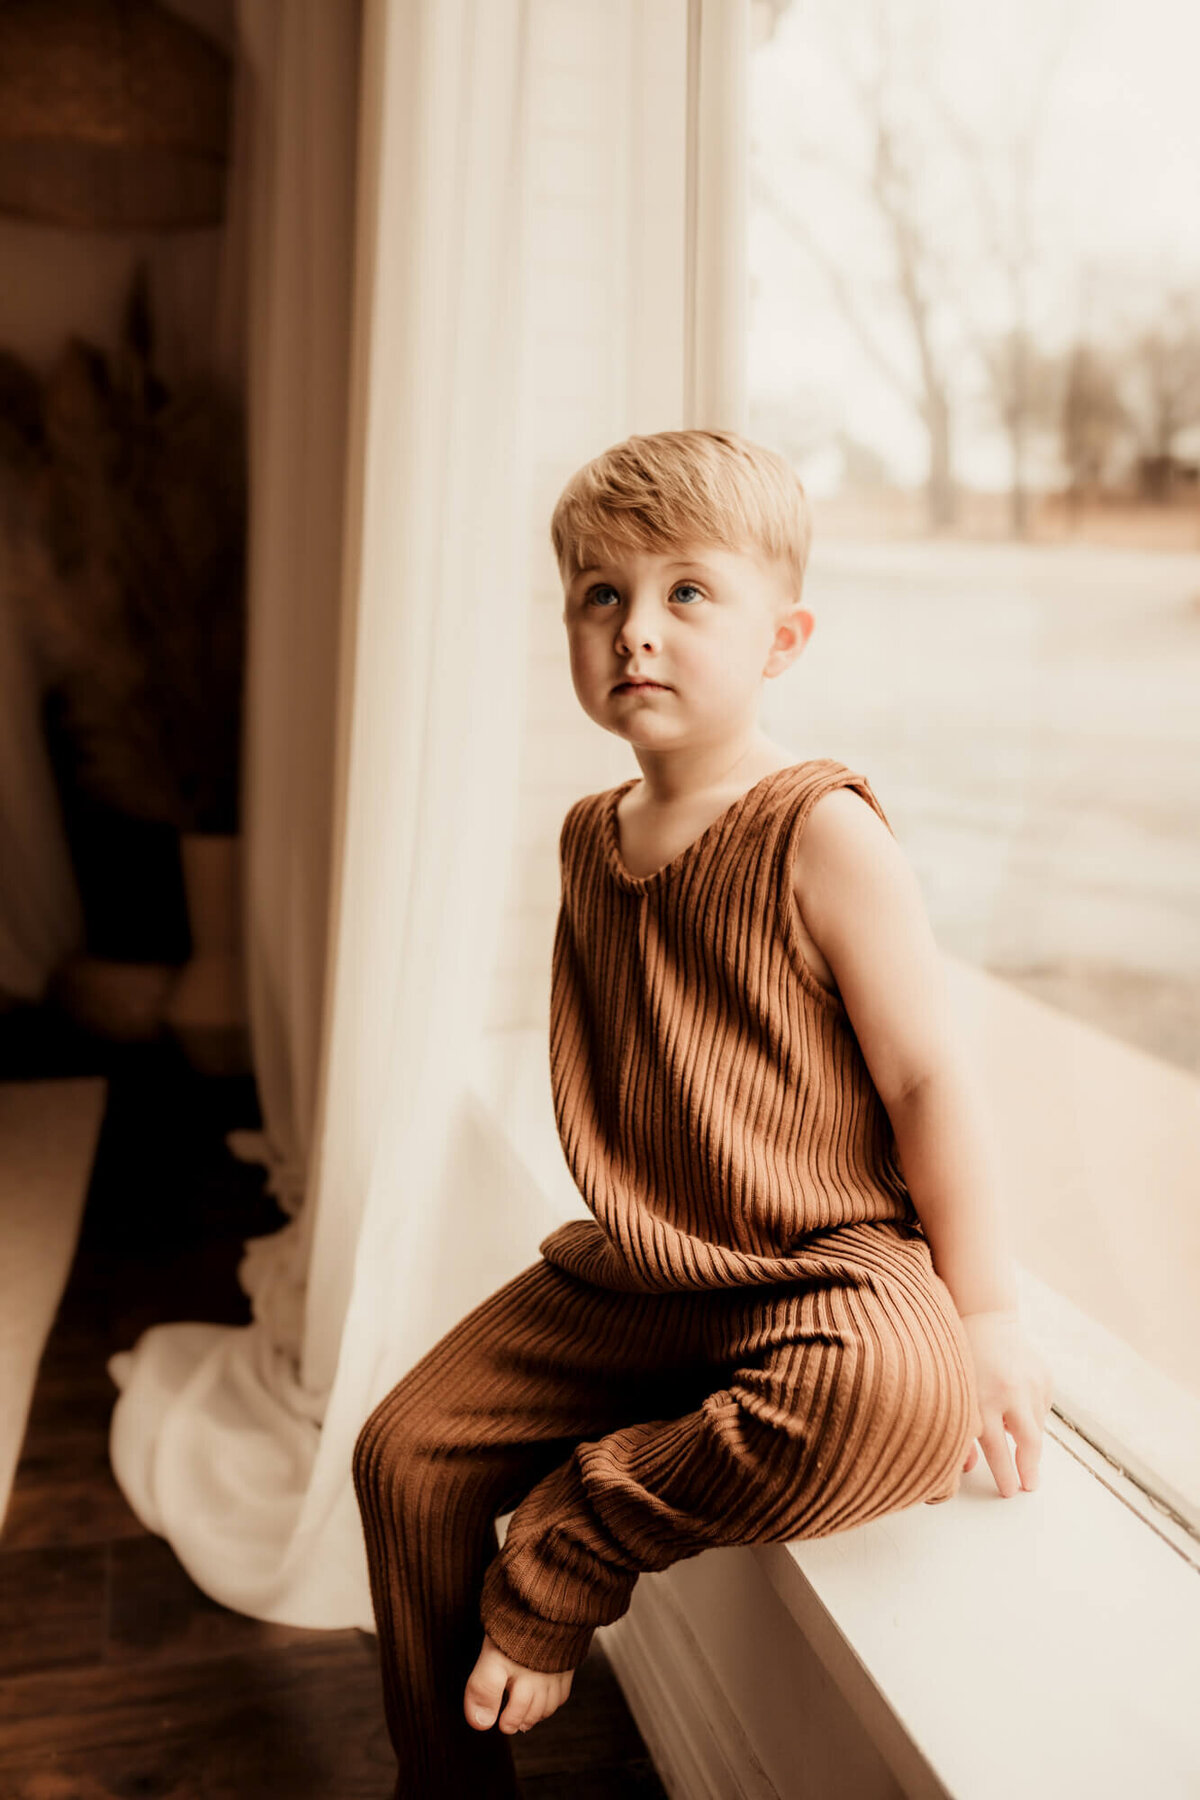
[800,781,895,845]
[791,783,911,901]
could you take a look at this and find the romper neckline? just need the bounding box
[603,760,814,892]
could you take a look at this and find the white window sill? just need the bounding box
[589,1410,1200,1800]
[754,1416,1200,1800]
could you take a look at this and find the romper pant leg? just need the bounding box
[354,1224,976,1798]
[351,1255,713,1800]
[479,1226,978,1671]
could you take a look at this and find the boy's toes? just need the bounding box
[463,1644,510,1730]
[497,1676,537,1734]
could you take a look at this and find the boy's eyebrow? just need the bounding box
[574,557,721,580]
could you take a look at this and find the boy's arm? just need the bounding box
[793,786,1016,1317]
[794,787,1053,1497]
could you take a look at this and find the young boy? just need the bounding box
[353,428,1053,1799]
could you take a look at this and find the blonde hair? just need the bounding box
[550,428,812,611]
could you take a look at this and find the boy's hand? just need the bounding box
[957,1310,1054,1498]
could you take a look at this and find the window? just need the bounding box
[749,0,1200,1530]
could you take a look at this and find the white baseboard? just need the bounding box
[598,1569,781,1800]
[594,1546,928,1800]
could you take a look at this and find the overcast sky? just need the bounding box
[750,0,1200,489]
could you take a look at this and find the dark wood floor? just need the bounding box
[0,1007,668,1799]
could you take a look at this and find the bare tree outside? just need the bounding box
[923,4,1079,537]
[751,1,965,531]
[1123,289,1200,499]
[748,0,1200,546]
[1057,337,1129,512]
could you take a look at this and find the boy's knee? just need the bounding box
[352,1401,386,1499]
[353,1385,501,1522]
[352,1387,423,1504]
[872,1338,976,1508]
[732,1321,971,1500]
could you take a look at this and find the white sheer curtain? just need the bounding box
[109,0,746,1629]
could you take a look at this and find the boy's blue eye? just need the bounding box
[585,581,703,606]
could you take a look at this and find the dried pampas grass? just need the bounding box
[0,259,246,832]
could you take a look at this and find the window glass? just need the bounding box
[748,0,1200,1463]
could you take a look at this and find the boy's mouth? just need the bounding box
[613,678,670,693]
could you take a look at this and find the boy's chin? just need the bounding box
[607,720,680,745]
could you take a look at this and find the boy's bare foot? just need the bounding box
[463,1631,575,1735]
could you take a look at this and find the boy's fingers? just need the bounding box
[1009,1406,1043,1491]
[977,1417,1020,1498]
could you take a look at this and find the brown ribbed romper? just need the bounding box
[353,759,978,1799]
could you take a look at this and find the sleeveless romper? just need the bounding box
[352,758,978,1799]
[538,756,927,1293]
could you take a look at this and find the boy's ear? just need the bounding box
[776,606,815,655]
[764,609,813,680]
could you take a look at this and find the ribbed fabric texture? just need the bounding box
[540,757,919,1292]
[352,757,979,1799]
[355,1249,975,1798]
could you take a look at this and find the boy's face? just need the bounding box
[561,540,813,751]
